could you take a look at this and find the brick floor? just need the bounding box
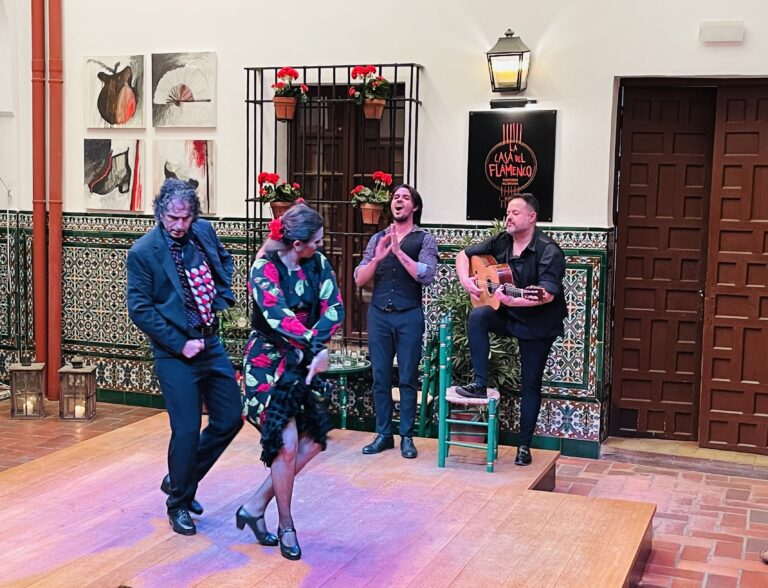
[0,398,160,472]
[557,455,768,586]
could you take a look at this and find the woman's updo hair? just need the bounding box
[264,203,323,251]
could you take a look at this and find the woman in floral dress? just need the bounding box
[237,202,344,561]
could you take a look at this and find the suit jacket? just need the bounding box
[127,219,236,357]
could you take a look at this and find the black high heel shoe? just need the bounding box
[235,506,278,546]
[278,527,302,561]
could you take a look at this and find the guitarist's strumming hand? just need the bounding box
[460,275,483,301]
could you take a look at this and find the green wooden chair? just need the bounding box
[417,330,440,437]
[437,313,500,473]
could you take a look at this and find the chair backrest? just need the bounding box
[416,328,441,436]
[438,312,454,395]
[420,330,440,401]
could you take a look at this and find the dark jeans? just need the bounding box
[154,335,243,512]
[368,305,425,437]
[467,306,555,447]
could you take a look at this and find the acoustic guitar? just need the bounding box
[470,255,545,310]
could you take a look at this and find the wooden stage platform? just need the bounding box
[0,414,654,587]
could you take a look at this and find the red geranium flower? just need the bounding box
[350,171,393,208]
[349,65,390,105]
[372,171,392,185]
[272,67,308,102]
[276,66,299,80]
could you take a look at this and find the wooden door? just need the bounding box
[290,86,404,346]
[610,85,716,439]
[699,86,768,453]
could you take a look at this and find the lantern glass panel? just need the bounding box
[490,53,530,91]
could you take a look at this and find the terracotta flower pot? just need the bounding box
[273,96,297,121]
[359,203,384,225]
[363,98,386,120]
[270,201,293,218]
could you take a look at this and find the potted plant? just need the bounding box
[350,170,392,224]
[272,66,309,121]
[258,171,303,217]
[348,65,391,120]
[219,306,251,371]
[434,221,521,391]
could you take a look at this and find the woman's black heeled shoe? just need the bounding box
[278,527,302,561]
[235,506,278,546]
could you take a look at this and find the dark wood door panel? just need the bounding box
[611,86,716,439]
[700,86,768,454]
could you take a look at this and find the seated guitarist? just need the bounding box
[455,193,567,466]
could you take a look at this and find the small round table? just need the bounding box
[326,360,371,429]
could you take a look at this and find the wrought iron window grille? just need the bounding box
[245,63,422,345]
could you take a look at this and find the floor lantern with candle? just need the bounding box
[9,357,46,418]
[58,356,96,421]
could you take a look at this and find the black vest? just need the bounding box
[371,231,426,311]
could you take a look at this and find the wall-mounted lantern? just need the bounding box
[487,29,531,93]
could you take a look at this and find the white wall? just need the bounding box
[5,0,768,226]
[0,0,31,213]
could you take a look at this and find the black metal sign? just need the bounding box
[466,109,556,221]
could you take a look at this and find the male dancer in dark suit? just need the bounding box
[355,185,438,459]
[127,178,243,535]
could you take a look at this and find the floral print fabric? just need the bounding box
[242,252,344,428]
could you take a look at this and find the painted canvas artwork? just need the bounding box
[151,52,216,127]
[153,140,215,214]
[85,55,144,128]
[84,139,144,211]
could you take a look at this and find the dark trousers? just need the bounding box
[467,306,555,447]
[154,336,243,512]
[368,305,425,437]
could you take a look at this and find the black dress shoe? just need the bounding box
[455,383,487,398]
[362,434,395,454]
[161,474,204,516]
[168,508,196,535]
[400,436,418,459]
[235,505,278,546]
[278,527,302,561]
[515,445,532,466]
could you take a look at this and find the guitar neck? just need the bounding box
[502,284,531,298]
[486,282,532,298]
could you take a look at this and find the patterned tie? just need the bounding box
[181,240,217,326]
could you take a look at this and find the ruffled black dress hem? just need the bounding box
[258,372,333,467]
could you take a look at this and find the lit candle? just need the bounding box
[24,397,37,415]
[74,403,86,419]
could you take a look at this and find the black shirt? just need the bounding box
[464,228,568,339]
